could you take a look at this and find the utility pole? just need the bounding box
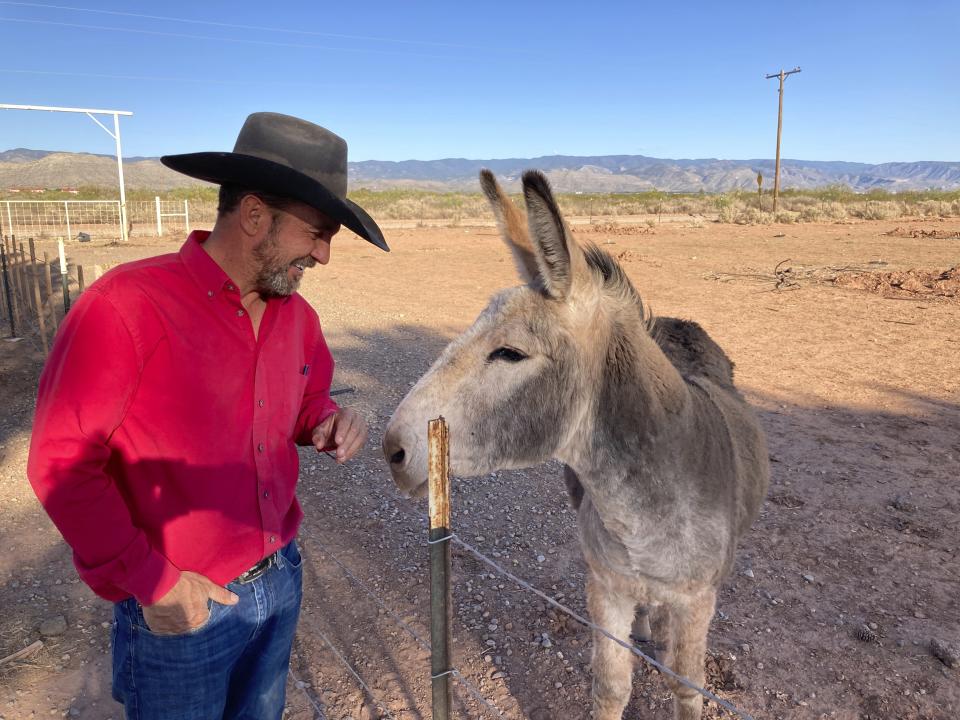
[764,67,801,212]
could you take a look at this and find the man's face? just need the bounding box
[252,202,340,297]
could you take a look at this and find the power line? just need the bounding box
[0,16,502,62]
[0,67,387,90]
[0,0,506,51]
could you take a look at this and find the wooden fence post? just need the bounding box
[30,257,48,355]
[27,238,37,314]
[428,416,453,720]
[42,251,58,335]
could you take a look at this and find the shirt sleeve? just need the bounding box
[26,289,181,605]
[294,330,340,447]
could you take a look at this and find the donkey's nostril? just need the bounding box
[389,449,406,466]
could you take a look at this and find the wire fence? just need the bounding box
[297,532,507,720]
[1,237,755,718]
[291,523,753,720]
[0,197,728,243]
[0,199,214,241]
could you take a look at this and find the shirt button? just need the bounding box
[227,284,235,291]
[269,535,276,544]
[263,490,270,499]
[207,290,214,298]
[237,309,245,317]
[258,399,265,408]
[257,442,265,453]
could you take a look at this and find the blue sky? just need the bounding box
[0,1,957,163]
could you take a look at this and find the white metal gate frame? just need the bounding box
[0,103,133,241]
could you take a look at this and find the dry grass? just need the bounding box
[2,186,958,231]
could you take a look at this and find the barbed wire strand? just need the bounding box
[451,669,508,719]
[311,536,430,650]
[447,534,754,720]
[308,621,399,720]
[288,666,328,720]
[309,536,508,719]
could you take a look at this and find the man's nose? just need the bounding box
[311,241,331,265]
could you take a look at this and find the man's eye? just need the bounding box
[487,347,528,363]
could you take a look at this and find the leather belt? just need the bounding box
[234,549,281,584]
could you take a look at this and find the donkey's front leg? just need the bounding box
[587,572,636,720]
[665,588,716,720]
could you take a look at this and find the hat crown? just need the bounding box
[232,112,348,199]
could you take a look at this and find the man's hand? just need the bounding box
[141,571,239,635]
[311,407,368,463]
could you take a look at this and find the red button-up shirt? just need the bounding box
[27,231,339,605]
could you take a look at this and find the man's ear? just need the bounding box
[238,193,268,237]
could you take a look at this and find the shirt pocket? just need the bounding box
[279,368,311,437]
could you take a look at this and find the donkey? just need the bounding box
[383,170,769,720]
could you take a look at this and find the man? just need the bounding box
[27,112,389,719]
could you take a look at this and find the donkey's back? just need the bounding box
[653,317,735,390]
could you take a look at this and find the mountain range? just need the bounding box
[2,148,958,193]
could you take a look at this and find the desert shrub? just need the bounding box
[734,208,764,225]
[798,206,827,222]
[855,202,899,221]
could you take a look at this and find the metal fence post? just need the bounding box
[58,239,70,314]
[184,199,189,232]
[428,417,452,720]
[1,241,15,337]
[155,196,163,236]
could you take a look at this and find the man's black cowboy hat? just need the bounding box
[161,112,388,251]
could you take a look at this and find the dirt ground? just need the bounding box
[1,215,958,720]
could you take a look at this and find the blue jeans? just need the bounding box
[111,540,303,720]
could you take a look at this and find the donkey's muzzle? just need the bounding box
[382,431,406,469]
[382,425,427,496]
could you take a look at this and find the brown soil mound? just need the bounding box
[833,266,960,300]
[581,222,654,235]
[883,226,960,239]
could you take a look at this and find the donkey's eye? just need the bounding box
[488,347,528,363]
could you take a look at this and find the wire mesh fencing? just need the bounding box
[0,199,220,241]
[283,419,754,720]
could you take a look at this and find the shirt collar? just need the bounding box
[179,230,294,305]
[180,230,241,298]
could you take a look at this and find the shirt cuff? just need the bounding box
[121,549,181,605]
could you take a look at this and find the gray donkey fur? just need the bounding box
[383,170,769,720]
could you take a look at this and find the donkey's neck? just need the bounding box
[563,316,691,483]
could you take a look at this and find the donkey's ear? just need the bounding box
[479,169,541,285]
[522,170,587,299]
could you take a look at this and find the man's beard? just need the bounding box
[252,218,315,298]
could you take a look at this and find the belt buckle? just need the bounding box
[235,553,275,584]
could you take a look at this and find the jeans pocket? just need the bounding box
[137,599,218,638]
[284,540,303,570]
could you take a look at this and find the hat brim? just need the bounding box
[160,152,389,252]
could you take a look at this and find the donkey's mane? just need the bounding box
[581,243,656,333]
